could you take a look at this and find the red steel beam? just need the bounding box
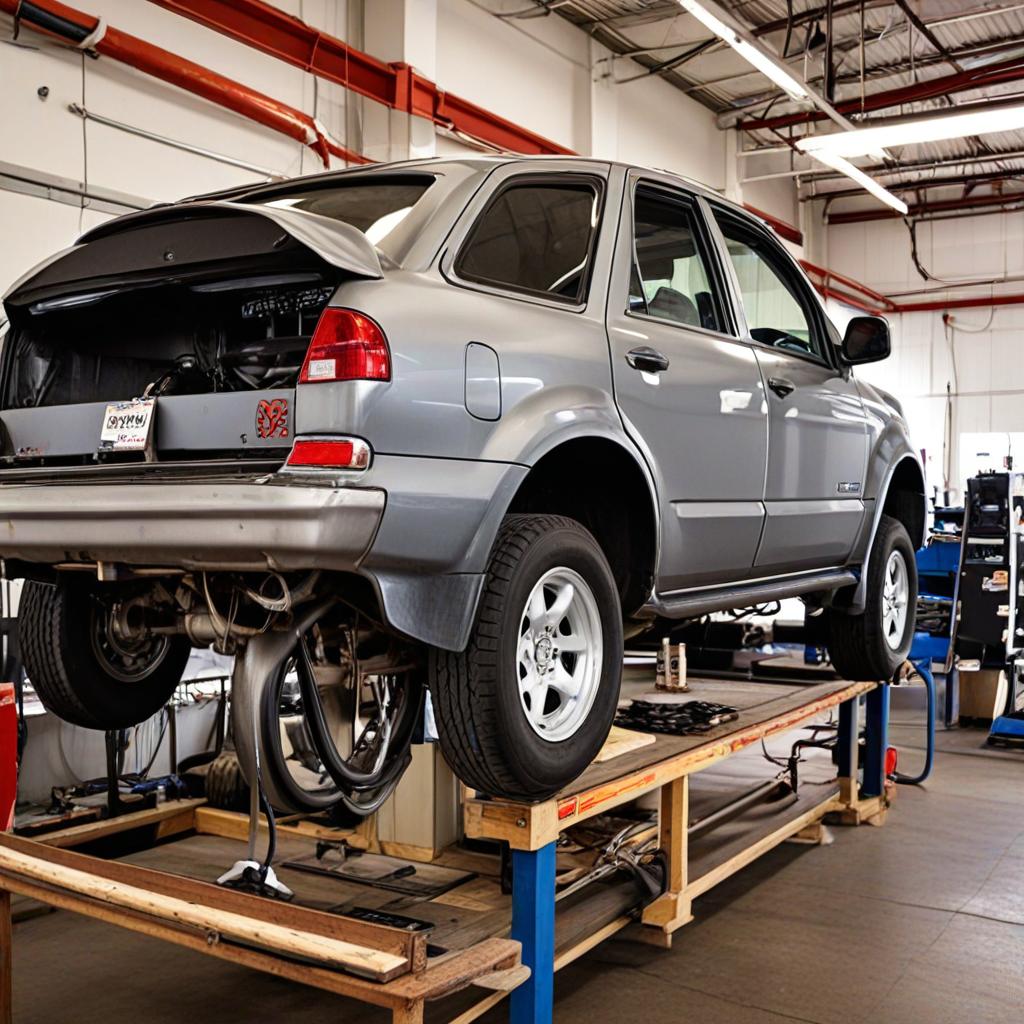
[148,0,573,156]
[744,203,803,246]
[828,191,1024,224]
[1,0,369,165]
[738,54,1024,132]
[897,292,1024,313]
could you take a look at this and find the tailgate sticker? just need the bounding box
[256,398,289,440]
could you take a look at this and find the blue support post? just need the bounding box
[861,684,890,799]
[837,694,858,783]
[510,842,556,1024]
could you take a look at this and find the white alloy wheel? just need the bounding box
[882,549,910,651]
[516,567,603,742]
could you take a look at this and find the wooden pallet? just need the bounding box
[465,675,888,941]
[0,805,522,1024]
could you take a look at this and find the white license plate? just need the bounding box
[99,398,156,452]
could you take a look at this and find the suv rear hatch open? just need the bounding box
[0,199,385,481]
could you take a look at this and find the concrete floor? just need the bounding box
[9,700,1024,1023]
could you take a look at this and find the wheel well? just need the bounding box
[507,438,656,615]
[882,458,926,548]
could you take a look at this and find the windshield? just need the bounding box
[244,175,434,245]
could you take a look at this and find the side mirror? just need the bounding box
[841,316,891,364]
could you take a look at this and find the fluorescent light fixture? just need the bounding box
[798,103,1024,159]
[809,150,909,214]
[680,0,808,102]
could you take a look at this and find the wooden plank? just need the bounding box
[194,806,372,850]
[0,875,404,1009]
[685,793,842,900]
[0,872,519,1012]
[0,843,407,981]
[593,727,656,763]
[0,891,10,1024]
[467,678,876,849]
[0,833,425,971]
[35,799,205,848]
[642,777,691,931]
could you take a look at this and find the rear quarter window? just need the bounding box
[455,178,602,304]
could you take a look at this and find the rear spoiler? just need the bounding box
[3,200,383,314]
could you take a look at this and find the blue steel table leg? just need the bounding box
[861,684,890,799]
[510,842,556,1024]
[836,695,858,783]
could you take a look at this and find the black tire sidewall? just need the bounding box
[872,519,918,663]
[21,580,190,730]
[489,524,622,795]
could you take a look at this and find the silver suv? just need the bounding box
[0,157,924,808]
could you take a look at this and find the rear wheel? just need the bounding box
[19,580,190,730]
[430,514,622,801]
[828,514,917,681]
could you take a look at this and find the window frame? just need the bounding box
[710,204,839,370]
[448,172,606,309]
[626,180,739,340]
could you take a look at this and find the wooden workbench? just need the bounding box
[0,673,892,1024]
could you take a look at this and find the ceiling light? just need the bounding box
[680,0,808,102]
[810,151,909,215]
[797,103,1024,159]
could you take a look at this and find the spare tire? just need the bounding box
[19,580,190,730]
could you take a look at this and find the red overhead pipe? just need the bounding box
[828,190,1024,225]
[1,0,369,166]
[147,0,573,156]
[897,292,1024,313]
[743,203,803,245]
[739,54,1024,133]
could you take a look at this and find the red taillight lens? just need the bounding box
[885,746,899,777]
[286,438,371,469]
[299,308,390,384]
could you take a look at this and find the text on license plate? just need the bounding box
[99,398,155,452]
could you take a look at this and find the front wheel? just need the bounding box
[430,514,623,801]
[828,514,917,681]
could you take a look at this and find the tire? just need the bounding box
[19,580,190,730]
[234,627,420,815]
[828,514,917,681]
[430,514,623,801]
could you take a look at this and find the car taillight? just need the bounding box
[299,308,390,384]
[286,437,372,470]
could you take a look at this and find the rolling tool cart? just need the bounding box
[955,472,1024,742]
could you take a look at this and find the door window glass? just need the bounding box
[715,215,822,360]
[455,179,601,303]
[631,189,723,332]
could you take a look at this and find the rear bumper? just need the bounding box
[0,480,385,571]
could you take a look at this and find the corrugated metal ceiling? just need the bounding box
[523,0,1024,204]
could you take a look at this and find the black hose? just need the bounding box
[258,784,276,875]
[894,663,935,785]
[294,633,421,793]
[16,2,93,44]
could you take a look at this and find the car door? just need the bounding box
[606,175,768,592]
[709,206,870,575]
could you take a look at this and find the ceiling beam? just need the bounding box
[827,189,1024,223]
[737,53,1024,131]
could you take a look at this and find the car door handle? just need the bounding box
[626,347,670,373]
[767,376,795,399]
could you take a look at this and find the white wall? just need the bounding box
[435,0,731,193]
[0,0,365,294]
[820,209,1024,502]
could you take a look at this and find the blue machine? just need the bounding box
[895,508,962,784]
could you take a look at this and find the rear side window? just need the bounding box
[455,179,602,304]
[244,175,434,244]
[631,188,724,333]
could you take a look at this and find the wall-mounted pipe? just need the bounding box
[1,0,369,166]
[147,0,573,157]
